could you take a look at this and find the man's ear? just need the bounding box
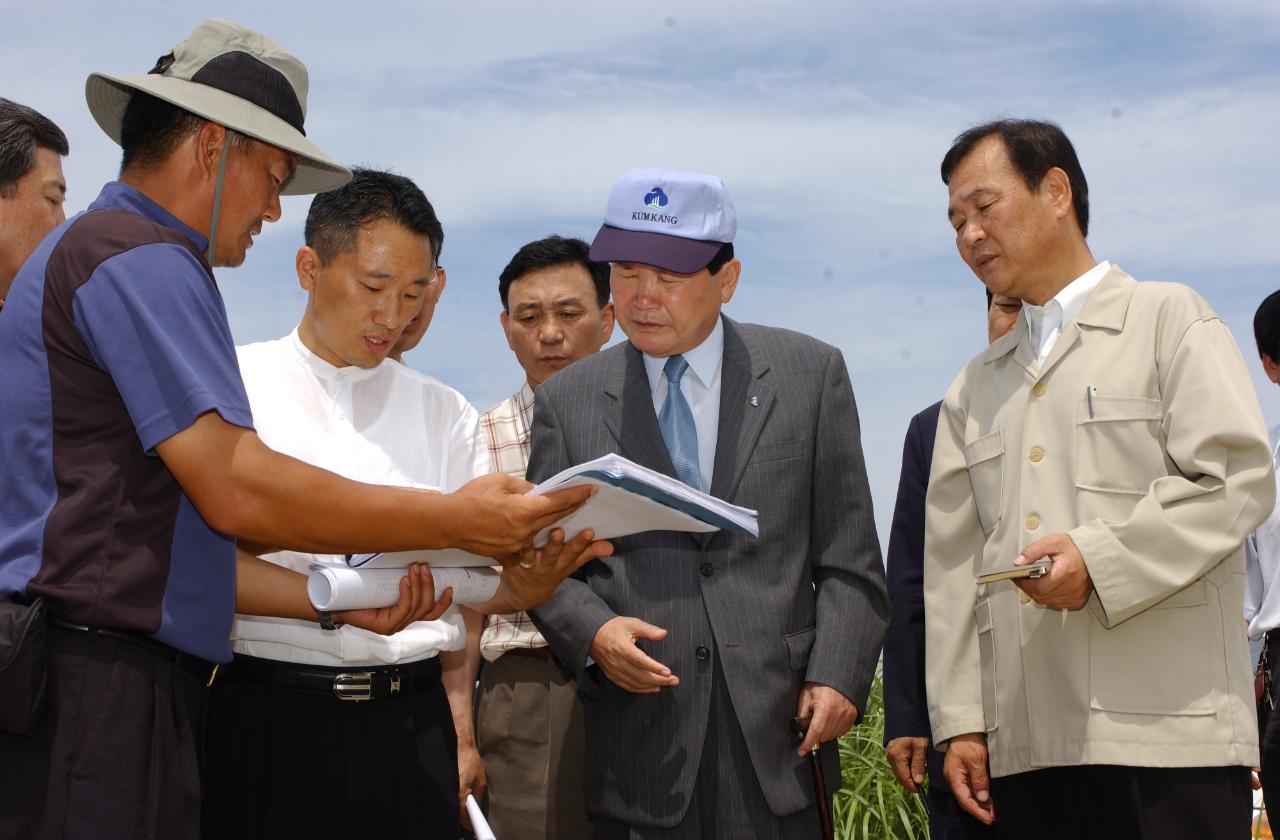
[716,259,742,305]
[1263,353,1280,385]
[193,121,229,183]
[499,309,516,351]
[296,245,320,292]
[1041,167,1074,222]
[599,301,616,346]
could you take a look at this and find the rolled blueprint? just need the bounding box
[308,565,500,611]
[466,794,497,840]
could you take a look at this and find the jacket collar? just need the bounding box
[982,264,1137,368]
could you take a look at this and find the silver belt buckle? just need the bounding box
[333,672,373,701]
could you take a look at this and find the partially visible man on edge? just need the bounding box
[529,169,888,838]
[203,169,496,838]
[475,235,615,839]
[1245,288,1280,831]
[925,118,1274,840]
[882,289,1017,840]
[0,97,68,312]
[0,20,603,840]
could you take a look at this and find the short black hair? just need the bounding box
[941,118,1090,238]
[0,97,68,198]
[1255,290,1280,363]
[498,235,609,310]
[705,242,735,277]
[119,89,252,175]
[305,167,444,264]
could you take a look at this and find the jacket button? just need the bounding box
[1026,515,1041,531]
[696,645,710,661]
[1033,381,1047,397]
[700,562,714,577]
[1029,446,1044,463]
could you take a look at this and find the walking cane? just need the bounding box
[791,714,835,840]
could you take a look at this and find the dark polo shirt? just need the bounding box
[0,181,253,663]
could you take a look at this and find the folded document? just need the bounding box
[345,453,759,574]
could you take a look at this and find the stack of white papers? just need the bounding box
[309,453,758,610]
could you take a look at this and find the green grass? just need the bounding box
[834,666,930,840]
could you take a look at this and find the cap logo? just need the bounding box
[634,186,678,226]
[644,187,669,210]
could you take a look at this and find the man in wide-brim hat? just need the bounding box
[0,19,606,840]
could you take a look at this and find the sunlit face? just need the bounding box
[210,138,294,268]
[947,135,1062,302]
[389,266,446,359]
[610,258,740,357]
[296,218,438,369]
[987,293,1023,344]
[500,262,614,388]
[0,146,66,300]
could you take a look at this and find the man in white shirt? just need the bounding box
[475,235,615,839]
[201,169,548,838]
[1247,289,1280,829]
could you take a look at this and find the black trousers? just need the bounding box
[1257,629,1280,830]
[202,654,459,840]
[0,623,209,840]
[988,764,1252,840]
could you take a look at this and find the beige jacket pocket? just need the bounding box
[975,599,999,732]
[1075,395,1164,495]
[1088,579,1214,716]
[963,431,1005,536]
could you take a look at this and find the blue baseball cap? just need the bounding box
[590,168,737,274]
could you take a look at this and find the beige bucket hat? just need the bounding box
[85,18,350,196]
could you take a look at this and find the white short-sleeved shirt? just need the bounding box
[232,329,492,666]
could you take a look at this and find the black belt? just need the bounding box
[217,653,442,702]
[48,617,220,686]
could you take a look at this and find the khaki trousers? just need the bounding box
[476,651,596,839]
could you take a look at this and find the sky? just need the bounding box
[5,0,1278,545]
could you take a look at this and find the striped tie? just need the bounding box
[658,355,701,489]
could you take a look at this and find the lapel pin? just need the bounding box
[749,396,760,407]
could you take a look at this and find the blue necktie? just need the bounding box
[658,355,701,489]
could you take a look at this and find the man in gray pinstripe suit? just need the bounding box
[529,169,888,838]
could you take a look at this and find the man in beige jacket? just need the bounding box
[924,118,1275,840]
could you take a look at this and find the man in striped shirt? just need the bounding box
[477,235,615,838]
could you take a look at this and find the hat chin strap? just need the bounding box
[206,129,236,265]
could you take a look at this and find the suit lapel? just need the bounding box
[709,318,773,507]
[602,342,679,479]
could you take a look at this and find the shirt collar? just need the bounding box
[288,328,383,384]
[514,382,535,417]
[642,315,725,395]
[88,181,208,254]
[1022,260,1111,334]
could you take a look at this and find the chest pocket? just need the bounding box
[963,431,1005,536]
[1076,395,1165,497]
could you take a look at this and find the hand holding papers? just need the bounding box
[310,454,758,611]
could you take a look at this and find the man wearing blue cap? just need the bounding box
[529,169,889,838]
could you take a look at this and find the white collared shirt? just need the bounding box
[231,329,492,667]
[1246,425,1280,639]
[1024,260,1111,362]
[641,316,724,494]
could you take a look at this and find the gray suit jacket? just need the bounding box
[529,316,888,827]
